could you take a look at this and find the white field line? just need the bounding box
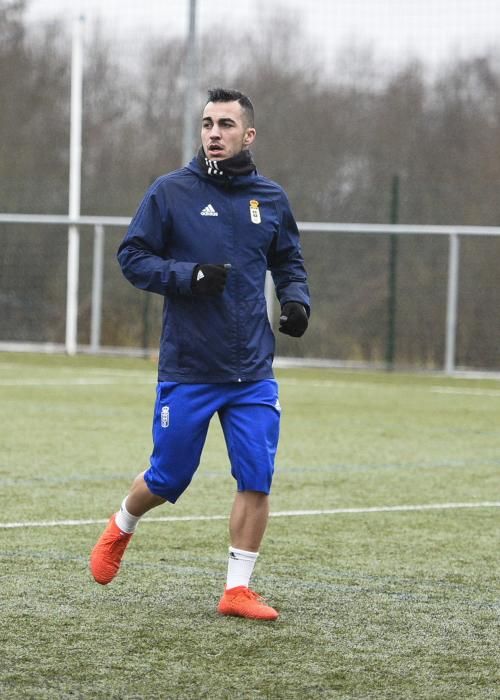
[0,365,154,378]
[2,374,500,398]
[281,378,500,397]
[0,377,155,386]
[430,387,500,398]
[1,502,499,530]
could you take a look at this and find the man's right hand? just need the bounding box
[191,263,231,296]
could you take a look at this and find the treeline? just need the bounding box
[1,0,499,368]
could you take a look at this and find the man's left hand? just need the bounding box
[279,302,308,337]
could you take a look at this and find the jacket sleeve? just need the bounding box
[117,181,195,297]
[268,190,311,315]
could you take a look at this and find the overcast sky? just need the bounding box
[26,0,500,70]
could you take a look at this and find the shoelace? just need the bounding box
[235,588,266,604]
[106,530,130,552]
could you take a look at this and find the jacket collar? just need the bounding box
[186,155,259,188]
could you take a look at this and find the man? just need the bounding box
[90,88,310,621]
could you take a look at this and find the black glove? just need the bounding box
[279,302,308,337]
[191,263,231,296]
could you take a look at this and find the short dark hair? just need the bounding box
[206,88,255,127]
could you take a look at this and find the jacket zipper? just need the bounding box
[229,194,243,382]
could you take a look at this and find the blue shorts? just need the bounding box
[144,380,281,503]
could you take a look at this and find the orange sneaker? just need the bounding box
[89,515,133,585]
[217,586,279,621]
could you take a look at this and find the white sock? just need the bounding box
[226,546,259,590]
[114,498,141,534]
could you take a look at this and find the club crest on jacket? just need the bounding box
[249,200,261,224]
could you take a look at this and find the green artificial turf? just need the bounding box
[0,353,498,699]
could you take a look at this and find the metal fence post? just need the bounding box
[65,226,80,355]
[265,271,275,327]
[66,14,84,355]
[182,0,198,166]
[445,232,460,374]
[90,224,104,353]
[386,174,400,369]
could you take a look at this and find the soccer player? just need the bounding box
[90,88,310,620]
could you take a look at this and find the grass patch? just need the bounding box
[0,353,499,698]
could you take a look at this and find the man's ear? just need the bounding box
[244,128,256,146]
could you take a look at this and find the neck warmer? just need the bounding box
[196,146,256,178]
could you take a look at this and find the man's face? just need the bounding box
[201,100,256,160]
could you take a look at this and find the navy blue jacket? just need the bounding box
[117,156,310,383]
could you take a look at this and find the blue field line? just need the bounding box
[1,456,499,487]
[0,472,136,486]
[0,550,498,612]
[277,457,500,474]
[0,501,499,530]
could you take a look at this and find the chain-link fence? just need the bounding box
[1,217,499,372]
[2,1,500,372]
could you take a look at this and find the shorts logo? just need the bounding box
[249,199,261,224]
[160,405,170,428]
[274,398,281,412]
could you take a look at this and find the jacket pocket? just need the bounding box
[238,297,275,370]
[176,298,234,375]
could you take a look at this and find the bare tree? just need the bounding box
[1,2,499,367]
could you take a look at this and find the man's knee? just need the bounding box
[238,489,269,501]
[143,466,192,504]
